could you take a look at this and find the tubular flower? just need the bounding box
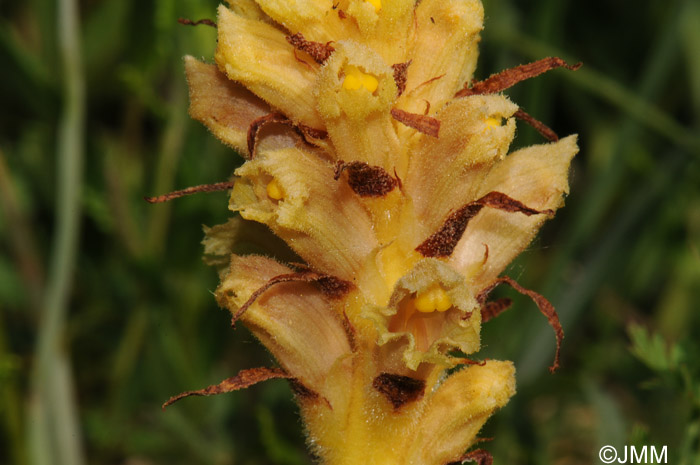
[168,0,579,463]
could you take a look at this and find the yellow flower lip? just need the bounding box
[414,284,452,313]
[341,65,379,93]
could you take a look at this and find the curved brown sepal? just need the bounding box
[416,192,553,258]
[247,113,329,158]
[373,373,426,410]
[232,270,353,325]
[333,160,398,197]
[162,367,289,409]
[478,276,563,373]
[144,181,234,204]
[456,57,582,98]
[391,108,440,137]
[391,60,412,96]
[448,449,493,465]
[514,109,559,142]
[286,33,335,64]
[480,297,513,323]
[177,18,216,28]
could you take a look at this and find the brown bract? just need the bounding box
[333,160,398,197]
[478,276,563,373]
[456,57,582,97]
[416,191,552,258]
[286,32,335,64]
[391,108,440,137]
[232,270,353,324]
[373,373,426,410]
[391,60,412,96]
[162,367,290,409]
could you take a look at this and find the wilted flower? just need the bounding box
[163,0,579,463]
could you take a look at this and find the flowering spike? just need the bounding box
[175,0,578,462]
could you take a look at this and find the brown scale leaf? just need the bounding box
[247,113,329,158]
[333,161,398,197]
[456,57,582,98]
[162,367,289,409]
[288,378,321,401]
[480,297,513,323]
[177,18,216,28]
[416,191,552,258]
[247,112,289,158]
[391,60,412,96]
[297,123,329,143]
[372,373,426,410]
[391,108,440,137]
[477,276,563,373]
[232,270,353,325]
[286,33,335,64]
[144,181,234,204]
[450,449,494,465]
[514,109,559,142]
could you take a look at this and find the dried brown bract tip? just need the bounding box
[456,57,582,98]
[391,60,412,96]
[144,181,234,204]
[334,161,398,197]
[286,33,335,64]
[177,18,216,28]
[232,270,352,324]
[372,373,426,410]
[451,449,494,465]
[162,367,289,409]
[416,192,552,258]
[247,112,289,158]
[391,108,440,137]
[480,298,513,323]
[478,276,563,373]
[514,109,559,142]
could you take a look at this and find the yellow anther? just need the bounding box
[434,288,452,312]
[266,178,284,200]
[414,285,452,313]
[342,65,379,93]
[359,73,379,93]
[366,0,382,12]
[485,116,501,128]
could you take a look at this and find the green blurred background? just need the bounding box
[1,0,699,463]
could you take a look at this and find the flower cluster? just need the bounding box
[165,0,579,463]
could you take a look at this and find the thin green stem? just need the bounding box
[29,0,86,463]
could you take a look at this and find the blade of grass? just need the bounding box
[28,0,87,463]
[0,149,44,312]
